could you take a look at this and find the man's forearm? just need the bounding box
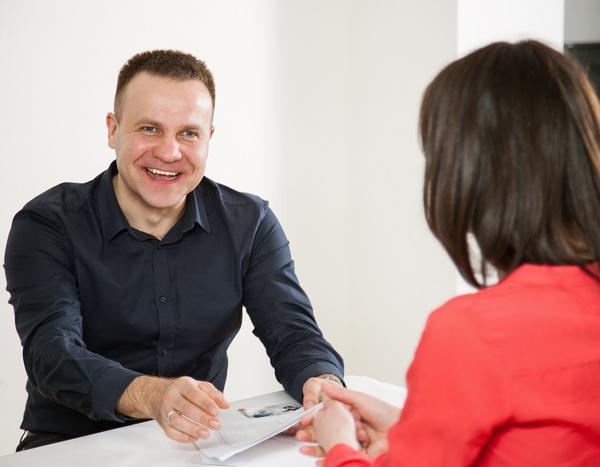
[117,375,167,419]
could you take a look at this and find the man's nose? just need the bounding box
[154,136,182,162]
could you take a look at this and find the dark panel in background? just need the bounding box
[565,42,600,96]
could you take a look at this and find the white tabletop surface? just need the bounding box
[0,375,406,467]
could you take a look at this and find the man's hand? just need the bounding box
[302,374,342,408]
[282,374,342,437]
[117,376,230,443]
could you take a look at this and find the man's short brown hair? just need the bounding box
[114,49,216,120]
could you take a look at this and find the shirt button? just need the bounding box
[159,296,168,303]
[160,348,168,356]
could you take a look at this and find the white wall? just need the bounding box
[565,0,600,42]
[345,0,568,383]
[345,0,457,384]
[458,0,564,55]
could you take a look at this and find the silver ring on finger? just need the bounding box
[166,409,181,426]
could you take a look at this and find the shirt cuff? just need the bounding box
[324,443,371,467]
[290,362,345,402]
[90,366,143,422]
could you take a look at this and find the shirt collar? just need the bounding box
[97,161,211,242]
[180,182,212,235]
[97,161,128,242]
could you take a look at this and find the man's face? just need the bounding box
[107,72,214,213]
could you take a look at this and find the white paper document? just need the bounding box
[194,391,322,462]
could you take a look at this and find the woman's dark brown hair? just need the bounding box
[420,40,600,287]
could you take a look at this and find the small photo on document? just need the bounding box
[238,403,301,418]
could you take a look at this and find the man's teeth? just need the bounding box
[147,168,179,177]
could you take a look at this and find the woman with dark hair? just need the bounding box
[297,40,600,466]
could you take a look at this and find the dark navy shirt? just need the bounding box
[4,162,343,438]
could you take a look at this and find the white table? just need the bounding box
[0,376,406,467]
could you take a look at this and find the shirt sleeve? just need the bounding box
[4,208,142,423]
[324,300,511,467]
[324,444,373,467]
[242,204,344,401]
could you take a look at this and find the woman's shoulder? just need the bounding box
[431,264,596,324]
[425,265,600,368]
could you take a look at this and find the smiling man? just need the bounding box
[4,50,343,451]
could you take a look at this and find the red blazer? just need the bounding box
[326,265,600,466]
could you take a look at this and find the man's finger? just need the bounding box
[181,383,223,419]
[299,444,325,458]
[296,427,316,443]
[283,423,300,435]
[176,399,221,429]
[198,381,230,409]
[180,392,220,424]
[300,412,315,426]
[165,428,197,444]
[162,410,211,443]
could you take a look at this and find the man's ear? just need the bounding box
[106,113,118,149]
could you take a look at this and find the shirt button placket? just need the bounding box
[153,247,174,373]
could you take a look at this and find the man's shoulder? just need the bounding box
[22,172,103,220]
[199,177,269,211]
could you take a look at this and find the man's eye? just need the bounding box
[141,126,157,133]
[182,130,198,138]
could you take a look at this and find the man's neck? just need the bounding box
[112,176,185,241]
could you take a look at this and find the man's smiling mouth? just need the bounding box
[146,168,180,180]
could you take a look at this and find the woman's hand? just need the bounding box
[299,399,360,459]
[297,384,400,458]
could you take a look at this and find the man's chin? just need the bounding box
[141,194,188,212]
